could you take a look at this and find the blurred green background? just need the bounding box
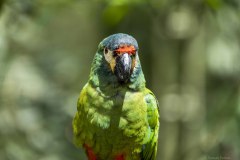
[0,0,240,160]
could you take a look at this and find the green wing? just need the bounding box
[72,84,89,147]
[141,90,160,160]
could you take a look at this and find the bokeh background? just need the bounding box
[0,0,240,160]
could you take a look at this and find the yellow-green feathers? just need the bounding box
[73,83,159,160]
[73,33,159,160]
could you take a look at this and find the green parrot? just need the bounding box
[73,33,159,160]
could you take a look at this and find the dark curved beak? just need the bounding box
[114,53,132,83]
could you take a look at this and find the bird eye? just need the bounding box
[104,48,108,54]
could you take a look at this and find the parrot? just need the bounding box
[73,33,159,160]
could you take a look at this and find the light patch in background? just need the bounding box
[27,130,53,151]
[161,86,203,123]
[63,94,79,116]
[207,37,240,76]
[166,7,198,39]
[2,55,46,100]
[161,93,184,122]
[16,107,42,132]
[5,142,34,160]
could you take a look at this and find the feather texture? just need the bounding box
[73,33,159,160]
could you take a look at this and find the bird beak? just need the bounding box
[114,53,132,83]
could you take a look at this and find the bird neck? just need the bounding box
[89,52,146,91]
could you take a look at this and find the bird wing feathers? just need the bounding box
[141,90,160,160]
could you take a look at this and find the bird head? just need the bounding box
[98,33,139,83]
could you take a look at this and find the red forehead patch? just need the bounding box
[115,45,136,55]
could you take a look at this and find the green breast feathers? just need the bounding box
[73,84,159,160]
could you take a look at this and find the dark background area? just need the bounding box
[0,0,240,160]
